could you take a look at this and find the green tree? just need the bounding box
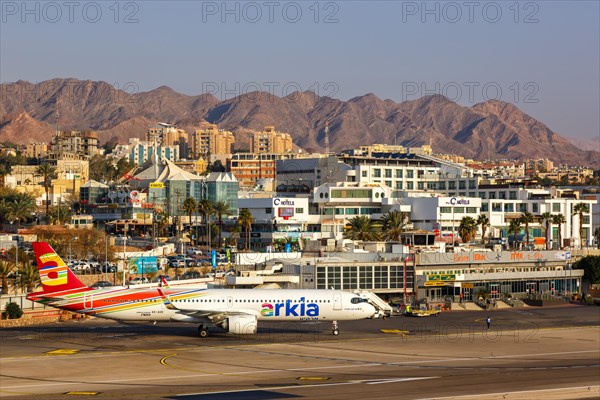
[573,255,600,284]
[35,162,57,219]
[458,216,477,244]
[380,210,409,241]
[6,193,35,229]
[552,214,566,249]
[540,212,553,250]
[573,203,590,249]
[0,260,14,295]
[16,263,40,293]
[476,214,490,244]
[509,219,522,249]
[212,201,231,247]
[343,216,381,241]
[47,203,73,225]
[238,208,254,250]
[595,227,600,250]
[520,212,534,247]
[182,197,197,231]
[197,199,214,247]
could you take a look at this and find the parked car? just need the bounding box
[99,262,118,273]
[129,277,150,285]
[91,281,113,288]
[179,271,201,280]
[71,262,92,273]
[186,247,203,255]
[151,275,172,283]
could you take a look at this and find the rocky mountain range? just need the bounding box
[0,78,597,168]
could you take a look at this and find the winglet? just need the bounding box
[160,276,170,288]
[157,288,177,310]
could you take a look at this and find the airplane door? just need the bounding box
[227,296,233,308]
[333,293,342,310]
[83,294,93,309]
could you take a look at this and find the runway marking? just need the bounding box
[46,349,79,355]
[380,329,410,335]
[64,391,100,396]
[415,385,600,400]
[364,377,436,385]
[298,376,330,381]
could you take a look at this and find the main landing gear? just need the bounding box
[198,325,209,338]
[332,320,339,336]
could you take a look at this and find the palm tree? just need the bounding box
[476,215,490,244]
[0,260,14,295]
[458,216,477,244]
[380,210,409,241]
[540,212,553,250]
[6,194,35,229]
[508,219,522,249]
[343,216,381,241]
[182,197,197,231]
[35,162,57,219]
[573,202,590,249]
[552,214,566,250]
[238,208,254,251]
[47,203,73,225]
[228,225,240,248]
[17,263,40,293]
[197,199,214,247]
[520,212,534,248]
[212,201,231,247]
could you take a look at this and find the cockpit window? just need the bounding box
[350,297,367,304]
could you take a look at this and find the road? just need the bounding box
[1,305,599,399]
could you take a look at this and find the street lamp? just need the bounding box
[104,235,110,283]
[69,236,78,264]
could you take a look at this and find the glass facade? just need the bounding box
[316,264,414,291]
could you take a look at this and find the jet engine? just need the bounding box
[221,314,257,334]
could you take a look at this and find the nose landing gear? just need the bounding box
[332,320,339,336]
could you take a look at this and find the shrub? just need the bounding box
[2,302,23,319]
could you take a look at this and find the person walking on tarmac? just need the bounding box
[486,316,491,330]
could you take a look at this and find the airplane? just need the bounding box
[27,242,377,337]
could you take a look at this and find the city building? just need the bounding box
[229,153,297,188]
[128,138,179,165]
[49,130,99,160]
[192,123,235,159]
[251,126,293,154]
[147,123,190,159]
[206,172,239,216]
[25,142,49,159]
[236,196,310,250]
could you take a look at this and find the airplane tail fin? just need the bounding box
[32,242,89,293]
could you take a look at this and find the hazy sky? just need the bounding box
[1,1,598,141]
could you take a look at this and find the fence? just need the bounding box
[0,294,49,311]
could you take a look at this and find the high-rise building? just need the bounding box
[193,122,235,158]
[251,126,293,154]
[147,123,190,159]
[49,131,99,160]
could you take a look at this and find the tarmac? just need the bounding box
[1,304,599,399]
